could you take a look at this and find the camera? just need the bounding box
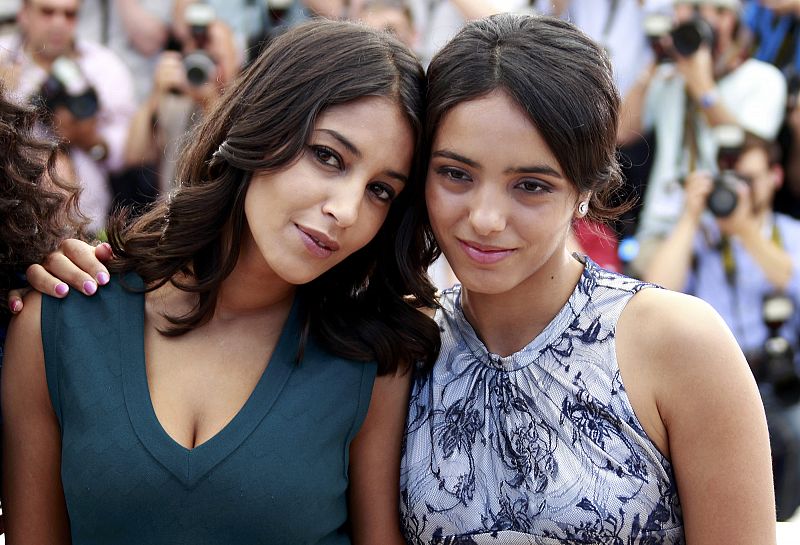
[708,125,746,217]
[643,13,714,62]
[753,293,800,406]
[182,3,217,87]
[34,56,99,119]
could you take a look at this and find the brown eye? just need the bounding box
[311,146,342,169]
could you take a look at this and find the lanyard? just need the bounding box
[721,221,783,286]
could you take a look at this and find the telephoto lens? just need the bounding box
[183,3,216,87]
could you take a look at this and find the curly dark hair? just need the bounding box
[107,19,441,375]
[0,86,87,313]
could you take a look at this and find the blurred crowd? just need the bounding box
[1,0,800,521]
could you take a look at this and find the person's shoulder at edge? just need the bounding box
[617,286,760,431]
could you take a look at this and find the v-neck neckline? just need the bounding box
[119,275,300,488]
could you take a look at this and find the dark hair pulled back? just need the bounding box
[424,13,626,221]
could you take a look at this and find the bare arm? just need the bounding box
[124,95,161,167]
[619,290,776,545]
[618,64,656,146]
[2,293,72,543]
[676,46,739,128]
[643,171,712,290]
[347,369,412,545]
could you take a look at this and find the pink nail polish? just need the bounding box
[10,299,22,313]
[83,280,97,295]
[55,283,69,297]
[96,271,110,285]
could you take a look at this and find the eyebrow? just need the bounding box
[432,149,563,179]
[317,128,407,185]
[317,128,361,158]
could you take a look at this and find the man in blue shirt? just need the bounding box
[645,135,800,520]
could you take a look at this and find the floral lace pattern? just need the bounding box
[400,258,684,545]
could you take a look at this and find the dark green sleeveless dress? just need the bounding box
[41,274,376,545]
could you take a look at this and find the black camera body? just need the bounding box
[706,170,743,217]
[670,17,714,57]
[182,3,216,87]
[755,293,800,405]
[707,125,746,217]
[644,14,714,62]
[35,56,99,119]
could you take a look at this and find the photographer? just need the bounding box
[619,0,786,274]
[644,135,800,520]
[0,0,136,235]
[740,0,800,218]
[123,1,240,197]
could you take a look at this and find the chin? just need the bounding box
[453,269,520,296]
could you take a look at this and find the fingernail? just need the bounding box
[96,271,110,285]
[83,280,97,295]
[55,283,69,297]
[10,299,22,313]
[101,242,112,252]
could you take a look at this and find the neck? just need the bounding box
[460,249,584,357]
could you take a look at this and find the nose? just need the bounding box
[321,178,362,228]
[468,184,506,236]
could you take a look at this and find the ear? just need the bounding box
[770,165,784,191]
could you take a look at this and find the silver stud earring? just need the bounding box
[578,201,589,216]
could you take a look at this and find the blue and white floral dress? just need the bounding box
[400,257,684,544]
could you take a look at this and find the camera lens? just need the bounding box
[65,89,99,119]
[707,179,738,217]
[670,18,713,57]
[183,51,216,86]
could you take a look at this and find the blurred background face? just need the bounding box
[360,6,416,49]
[735,147,781,215]
[19,0,79,60]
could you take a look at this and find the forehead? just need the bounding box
[27,0,80,10]
[433,90,561,171]
[315,96,415,166]
[736,147,770,172]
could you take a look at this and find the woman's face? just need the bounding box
[426,90,584,296]
[242,96,414,286]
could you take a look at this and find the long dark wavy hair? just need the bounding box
[107,19,440,374]
[422,14,626,223]
[0,87,86,313]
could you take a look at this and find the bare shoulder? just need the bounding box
[618,287,745,374]
[617,286,758,428]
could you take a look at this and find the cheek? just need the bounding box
[425,181,454,228]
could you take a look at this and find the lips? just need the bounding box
[457,239,515,265]
[296,224,340,258]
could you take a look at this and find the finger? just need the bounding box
[60,238,111,286]
[7,288,30,314]
[35,250,99,296]
[25,263,73,298]
[94,242,114,266]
